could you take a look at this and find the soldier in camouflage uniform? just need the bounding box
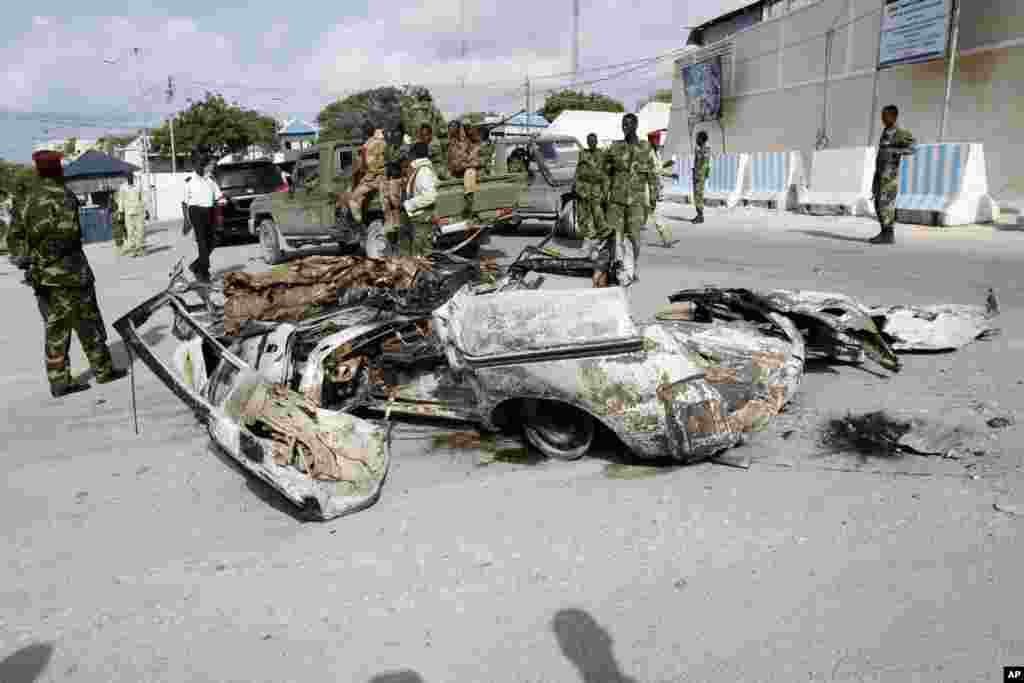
[870,104,916,245]
[365,126,409,258]
[574,133,608,246]
[109,187,126,252]
[600,113,658,288]
[462,125,484,219]
[691,131,711,224]
[477,125,495,177]
[348,127,387,224]
[447,121,468,180]
[22,151,127,398]
[7,174,33,271]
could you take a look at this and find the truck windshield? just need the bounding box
[535,140,580,169]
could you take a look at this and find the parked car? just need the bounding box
[492,134,582,237]
[212,160,288,241]
[114,253,806,519]
[247,139,527,264]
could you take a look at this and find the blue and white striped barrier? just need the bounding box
[704,153,748,209]
[803,147,876,216]
[741,151,807,211]
[895,143,999,225]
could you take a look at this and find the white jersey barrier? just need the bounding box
[803,147,876,216]
[895,143,999,226]
[741,151,807,211]
[704,153,748,209]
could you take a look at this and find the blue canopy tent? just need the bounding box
[63,150,141,243]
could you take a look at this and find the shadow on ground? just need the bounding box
[368,671,425,683]
[0,643,54,683]
[78,324,168,384]
[552,608,638,683]
[788,229,871,244]
[142,245,173,256]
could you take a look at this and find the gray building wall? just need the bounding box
[668,0,1024,202]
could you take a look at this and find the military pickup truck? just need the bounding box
[247,139,526,264]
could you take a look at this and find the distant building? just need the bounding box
[544,109,669,148]
[488,112,549,138]
[278,118,319,152]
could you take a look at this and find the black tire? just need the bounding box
[258,219,284,265]
[522,400,595,460]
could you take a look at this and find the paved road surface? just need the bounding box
[2,205,1022,682]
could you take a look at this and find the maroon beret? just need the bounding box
[32,150,64,178]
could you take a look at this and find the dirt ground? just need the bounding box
[1,205,1022,682]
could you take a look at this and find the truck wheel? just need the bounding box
[522,399,595,461]
[259,219,284,265]
[555,201,578,239]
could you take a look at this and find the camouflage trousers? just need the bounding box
[397,217,433,257]
[382,178,403,229]
[597,202,644,288]
[123,211,146,255]
[35,284,115,388]
[873,174,898,228]
[112,217,126,248]
[693,174,707,210]
[349,173,384,218]
[575,197,605,240]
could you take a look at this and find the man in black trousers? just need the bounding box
[181,152,222,282]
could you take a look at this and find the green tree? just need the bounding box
[459,111,499,125]
[96,134,136,155]
[63,137,77,156]
[316,85,447,142]
[150,92,279,161]
[653,89,674,103]
[540,89,626,123]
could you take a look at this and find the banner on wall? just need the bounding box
[682,57,723,123]
[878,0,953,69]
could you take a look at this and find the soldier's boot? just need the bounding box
[868,225,895,244]
[51,381,90,398]
[96,368,129,385]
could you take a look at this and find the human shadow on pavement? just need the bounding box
[788,229,871,244]
[142,245,173,256]
[368,670,425,683]
[0,642,54,683]
[552,608,639,683]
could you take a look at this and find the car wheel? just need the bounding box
[522,400,595,460]
[259,219,284,265]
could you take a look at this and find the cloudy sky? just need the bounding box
[0,0,718,161]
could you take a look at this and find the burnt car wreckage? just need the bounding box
[114,247,1000,520]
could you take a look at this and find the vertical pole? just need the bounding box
[526,74,531,131]
[572,0,580,86]
[938,0,961,142]
[167,76,177,174]
[867,0,886,145]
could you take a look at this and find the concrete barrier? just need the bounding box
[895,143,1000,226]
[741,151,807,211]
[704,153,748,209]
[665,155,694,202]
[803,147,876,216]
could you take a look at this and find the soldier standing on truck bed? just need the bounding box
[349,126,387,224]
[447,121,468,181]
[462,125,483,220]
[400,142,438,257]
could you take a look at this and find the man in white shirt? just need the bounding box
[399,142,438,257]
[118,176,146,257]
[182,154,223,282]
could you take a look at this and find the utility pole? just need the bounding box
[572,0,580,86]
[525,74,531,132]
[459,0,467,100]
[166,76,177,174]
[938,0,961,142]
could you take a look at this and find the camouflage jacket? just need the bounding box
[693,142,712,181]
[23,178,94,288]
[874,126,916,182]
[603,139,658,207]
[363,135,387,178]
[447,137,469,175]
[574,148,608,200]
[6,186,29,264]
[464,142,481,170]
[384,142,408,179]
[479,142,495,175]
